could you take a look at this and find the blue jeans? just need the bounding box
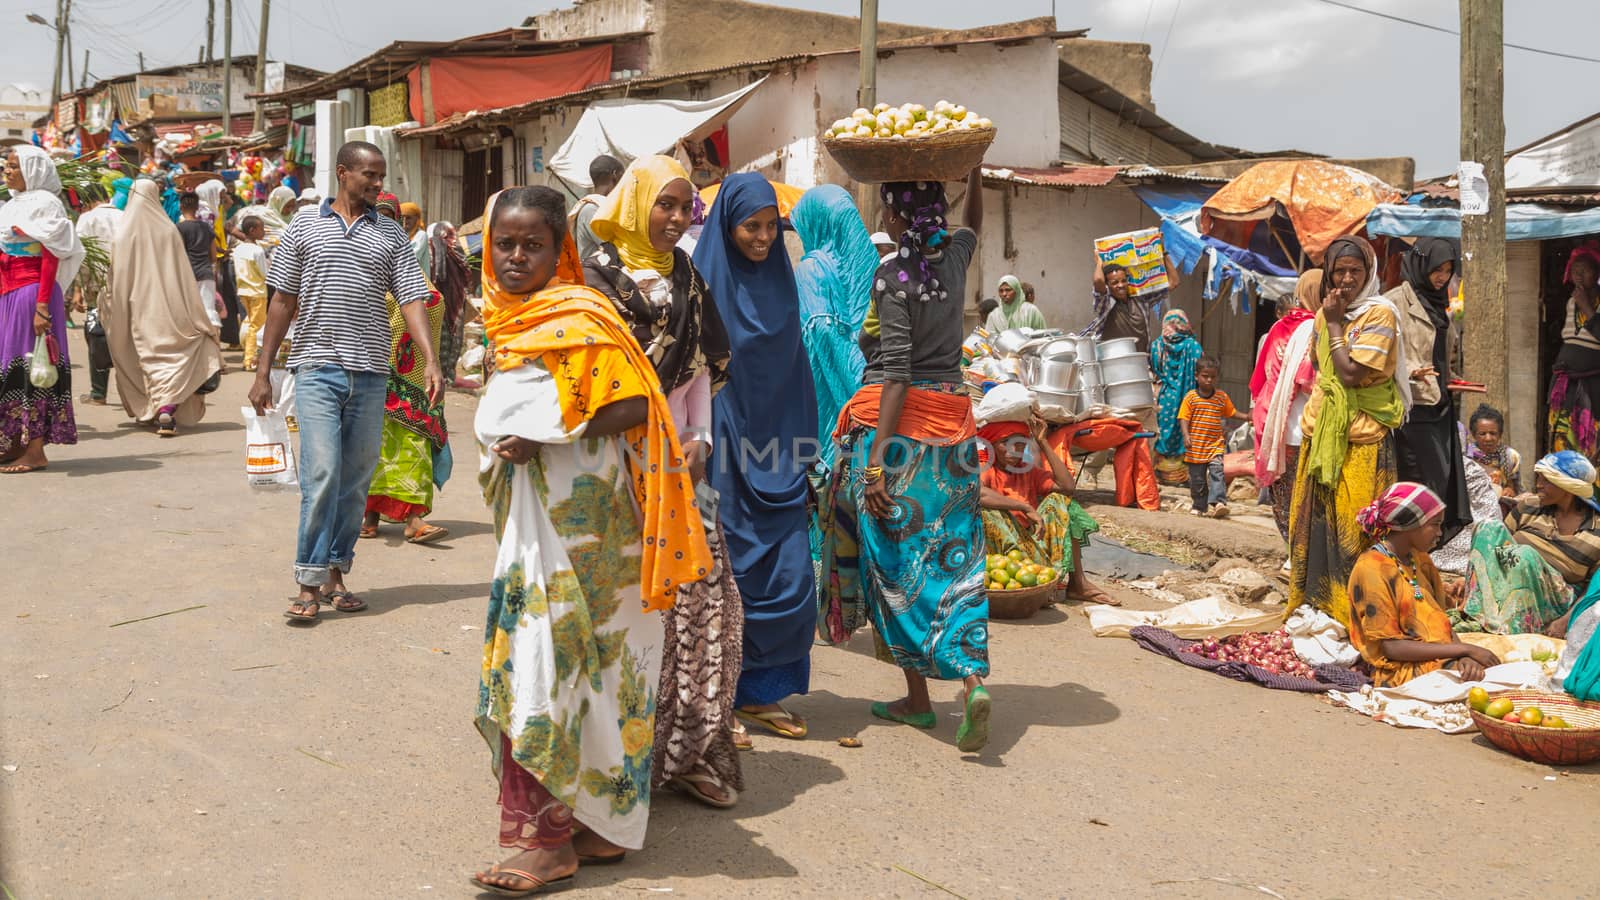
[292,365,387,586]
[1188,458,1226,510]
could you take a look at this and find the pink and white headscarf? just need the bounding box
[1356,481,1445,538]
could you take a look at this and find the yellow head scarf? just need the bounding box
[589,155,692,275]
[480,190,712,612]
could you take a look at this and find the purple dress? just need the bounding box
[1,242,77,454]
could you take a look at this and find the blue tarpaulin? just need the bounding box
[1367,202,1600,241]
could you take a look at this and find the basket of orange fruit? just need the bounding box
[985,550,1060,620]
[1467,688,1600,765]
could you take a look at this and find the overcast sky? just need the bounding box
[3,0,1597,177]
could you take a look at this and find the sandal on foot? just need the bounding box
[156,413,177,437]
[735,706,807,739]
[323,589,367,613]
[668,772,738,809]
[406,523,449,545]
[870,702,936,730]
[469,868,575,897]
[956,686,992,753]
[730,721,754,752]
[359,524,379,539]
[284,597,320,623]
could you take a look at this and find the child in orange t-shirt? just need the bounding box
[1178,356,1242,518]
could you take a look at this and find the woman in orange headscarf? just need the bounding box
[470,186,710,895]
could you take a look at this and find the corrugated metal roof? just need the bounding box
[981,164,1121,187]
[1414,178,1600,207]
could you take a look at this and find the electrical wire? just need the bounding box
[1310,0,1600,64]
[1152,0,1182,77]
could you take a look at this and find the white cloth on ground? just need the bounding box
[1087,596,1282,639]
[1328,661,1548,733]
[1283,606,1359,666]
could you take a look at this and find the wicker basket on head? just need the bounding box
[988,582,1056,620]
[822,128,995,184]
[1469,690,1600,766]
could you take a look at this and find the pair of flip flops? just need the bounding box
[283,590,367,623]
[470,869,575,897]
[870,687,992,753]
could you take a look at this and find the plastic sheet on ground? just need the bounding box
[1080,534,1177,581]
[1327,661,1550,734]
[1129,625,1369,693]
[1088,596,1281,639]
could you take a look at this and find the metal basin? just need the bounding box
[1105,377,1155,410]
[1073,335,1100,363]
[1073,362,1103,390]
[994,329,1035,356]
[1034,358,1078,393]
[1038,339,1079,362]
[1097,337,1139,359]
[1034,387,1082,417]
[1099,351,1150,385]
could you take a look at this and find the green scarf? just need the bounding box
[988,275,1047,331]
[1304,314,1404,488]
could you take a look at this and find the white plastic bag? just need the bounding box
[973,381,1034,425]
[28,334,58,389]
[242,406,298,489]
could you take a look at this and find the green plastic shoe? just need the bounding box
[870,701,936,730]
[955,686,992,753]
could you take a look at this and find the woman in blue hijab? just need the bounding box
[791,185,877,468]
[695,173,819,743]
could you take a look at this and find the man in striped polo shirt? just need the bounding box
[248,140,443,624]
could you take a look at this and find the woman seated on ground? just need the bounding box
[1348,482,1501,686]
[1458,450,1600,636]
[979,417,1112,605]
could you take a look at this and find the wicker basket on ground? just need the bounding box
[1469,690,1600,765]
[822,128,995,184]
[988,582,1057,620]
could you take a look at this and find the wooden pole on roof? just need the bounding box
[222,0,232,136]
[252,0,270,133]
[1458,0,1507,421]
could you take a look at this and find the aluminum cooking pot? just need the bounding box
[1038,339,1079,362]
[1072,335,1100,363]
[1034,358,1078,393]
[1073,362,1103,390]
[1105,377,1155,410]
[1099,351,1151,386]
[1096,337,1139,359]
[994,329,1035,356]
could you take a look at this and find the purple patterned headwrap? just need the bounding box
[876,180,951,303]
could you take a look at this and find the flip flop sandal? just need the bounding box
[283,598,320,623]
[406,524,449,545]
[570,825,627,865]
[735,706,808,739]
[469,868,576,897]
[870,701,936,730]
[730,721,754,752]
[668,772,738,809]
[955,686,992,753]
[359,525,379,539]
[323,590,367,613]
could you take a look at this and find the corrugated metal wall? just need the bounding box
[1058,88,1192,167]
[424,140,465,228]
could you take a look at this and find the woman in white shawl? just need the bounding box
[101,180,223,436]
[0,145,84,473]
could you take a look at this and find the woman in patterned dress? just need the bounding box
[471,186,711,894]
[583,156,745,805]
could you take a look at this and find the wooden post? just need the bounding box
[854,0,879,235]
[206,0,215,62]
[222,0,232,136]
[251,0,270,132]
[1459,0,1508,417]
[80,50,88,89]
[50,0,64,109]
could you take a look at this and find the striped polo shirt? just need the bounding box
[267,199,431,374]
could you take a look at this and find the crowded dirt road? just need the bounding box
[3,343,1597,900]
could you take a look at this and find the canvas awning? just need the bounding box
[1366,202,1600,241]
[548,78,767,190]
[1200,160,1402,263]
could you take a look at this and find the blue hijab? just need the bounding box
[695,174,819,692]
[792,185,876,467]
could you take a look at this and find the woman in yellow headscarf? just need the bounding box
[583,156,746,806]
[470,185,711,894]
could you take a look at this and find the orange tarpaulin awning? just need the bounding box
[408,46,613,123]
[1199,160,1402,263]
[699,180,805,217]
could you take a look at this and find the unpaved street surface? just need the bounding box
[4,340,1598,899]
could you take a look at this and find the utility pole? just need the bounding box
[857,0,877,111]
[50,0,65,109]
[251,0,270,132]
[64,0,74,99]
[206,0,215,62]
[1459,0,1508,419]
[81,50,89,89]
[223,0,233,136]
[138,51,145,72]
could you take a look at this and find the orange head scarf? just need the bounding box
[480,190,711,612]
